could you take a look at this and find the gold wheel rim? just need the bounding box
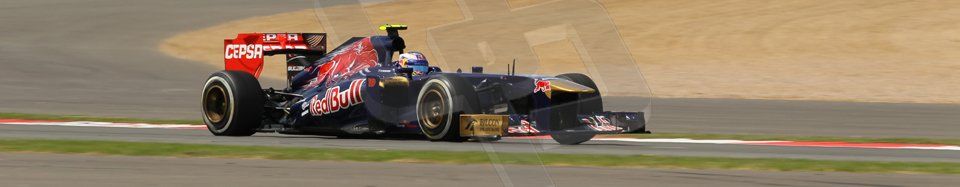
[419,89,446,130]
[203,86,228,123]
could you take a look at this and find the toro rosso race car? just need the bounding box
[202,25,646,144]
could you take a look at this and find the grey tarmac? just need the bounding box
[625,97,960,139]
[2,0,959,186]
[1,125,958,163]
[0,0,312,119]
[1,0,958,140]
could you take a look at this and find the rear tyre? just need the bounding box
[550,73,603,145]
[416,74,479,142]
[202,70,264,136]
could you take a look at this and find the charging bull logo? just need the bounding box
[309,79,365,116]
[533,80,551,98]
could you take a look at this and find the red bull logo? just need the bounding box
[309,79,365,116]
[533,80,551,98]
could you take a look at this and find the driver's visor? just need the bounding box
[410,65,429,75]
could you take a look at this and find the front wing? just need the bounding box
[460,112,645,137]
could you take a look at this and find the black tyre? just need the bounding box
[201,70,264,136]
[550,73,602,145]
[556,73,603,113]
[416,74,479,141]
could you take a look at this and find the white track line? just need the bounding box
[595,138,787,144]
[1,121,203,129]
[594,138,960,151]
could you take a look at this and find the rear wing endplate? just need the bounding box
[223,33,326,81]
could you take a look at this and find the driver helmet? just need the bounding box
[398,51,429,76]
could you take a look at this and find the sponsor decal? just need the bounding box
[465,119,502,132]
[459,115,508,137]
[263,33,302,42]
[223,44,263,60]
[533,80,551,98]
[507,119,540,135]
[287,66,305,71]
[595,115,611,126]
[222,33,322,78]
[223,44,307,60]
[299,101,311,116]
[309,79,365,116]
[582,115,622,132]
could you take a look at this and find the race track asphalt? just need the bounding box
[3,124,958,163]
[610,97,960,138]
[2,0,958,139]
[1,0,959,185]
[0,0,312,119]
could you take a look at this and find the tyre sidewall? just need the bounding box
[551,73,602,145]
[202,75,235,134]
[556,73,602,113]
[550,132,596,145]
[416,75,478,141]
[416,79,455,140]
[201,71,263,136]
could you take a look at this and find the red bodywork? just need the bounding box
[223,33,314,78]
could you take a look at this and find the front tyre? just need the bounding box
[416,75,479,142]
[550,132,596,145]
[550,73,602,145]
[201,70,264,136]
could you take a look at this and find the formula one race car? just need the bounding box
[202,25,646,144]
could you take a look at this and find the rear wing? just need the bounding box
[223,33,326,81]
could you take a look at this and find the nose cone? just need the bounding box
[549,79,596,94]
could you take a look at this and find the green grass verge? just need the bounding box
[0,139,957,174]
[0,113,201,125]
[607,133,960,146]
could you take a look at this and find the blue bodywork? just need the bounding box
[262,35,645,137]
